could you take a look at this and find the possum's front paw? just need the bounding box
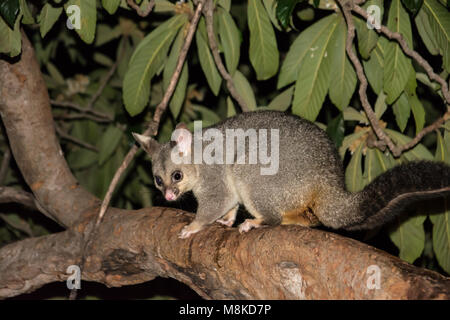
[238,219,263,233]
[179,222,203,239]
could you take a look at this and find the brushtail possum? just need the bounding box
[133,111,450,239]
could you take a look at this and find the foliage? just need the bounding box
[0,0,449,283]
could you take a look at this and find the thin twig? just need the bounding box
[203,0,250,112]
[51,100,113,121]
[338,0,450,157]
[55,125,99,152]
[126,0,155,17]
[0,148,11,185]
[86,41,126,111]
[338,0,398,154]
[70,0,205,300]
[54,113,112,123]
[0,186,36,209]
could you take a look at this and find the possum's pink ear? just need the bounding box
[132,133,160,159]
[171,123,192,156]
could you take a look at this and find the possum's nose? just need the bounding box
[165,188,178,201]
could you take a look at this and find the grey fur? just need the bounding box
[133,111,450,238]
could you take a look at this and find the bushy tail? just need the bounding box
[343,161,450,231]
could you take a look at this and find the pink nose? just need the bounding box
[165,190,176,201]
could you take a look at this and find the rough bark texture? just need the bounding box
[0,31,449,300]
[0,32,99,228]
[1,206,449,299]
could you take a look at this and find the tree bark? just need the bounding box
[0,31,449,300]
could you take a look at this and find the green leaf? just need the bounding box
[65,0,97,44]
[339,127,370,159]
[345,141,364,192]
[392,92,411,132]
[292,14,339,121]
[435,129,450,163]
[263,0,282,30]
[227,97,237,117]
[192,105,222,126]
[383,0,413,104]
[374,91,387,119]
[217,8,241,75]
[430,130,450,274]
[97,126,124,166]
[123,14,187,116]
[0,12,21,57]
[0,0,19,29]
[326,113,344,148]
[38,3,63,38]
[354,18,378,60]
[67,149,98,169]
[248,0,279,80]
[409,93,425,133]
[19,0,34,24]
[217,0,231,11]
[385,128,434,160]
[278,14,337,89]
[402,0,424,15]
[308,0,338,10]
[430,202,450,274]
[196,18,222,96]
[421,0,450,72]
[267,86,294,111]
[328,15,357,110]
[232,71,257,110]
[95,24,122,46]
[102,0,121,14]
[154,0,175,12]
[343,107,368,123]
[163,28,189,120]
[46,62,65,85]
[276,0,301,29]
[364,147,396,183]
[415,5,440,55]
[389,214,426,263]
[354,0,382,60]
[362,42,384,94]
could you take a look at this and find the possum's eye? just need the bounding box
[172,170,183,182]
[155,176,163,187]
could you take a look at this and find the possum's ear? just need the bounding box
[132,133,160,158]
[171,123,192,157]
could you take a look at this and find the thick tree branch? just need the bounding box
[0,31,100,227]
[0,207,449,299]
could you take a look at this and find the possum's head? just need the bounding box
[132,123,198,202]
